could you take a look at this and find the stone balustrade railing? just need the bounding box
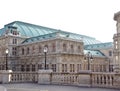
[91,72,114,87]
[51,72,91,87]
[10,72,38,83]
[51,73,79,85]
[0,70,120,89]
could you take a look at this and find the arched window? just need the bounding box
[78,46,81,52]
[71,45,74,52]
[63,43,67,52]
[26,47,29,54]
[22,48,24,55]
[39,46,42,53]
[52,43,56,52]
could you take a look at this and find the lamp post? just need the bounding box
[5,49,9,70]
[44,47,48,70]
[86,52,93,70]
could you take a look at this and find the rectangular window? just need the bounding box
[38,64,42,70]
[52,64,56,72]
[77,64,81,72]
[70,64,74,72]
[73,64,75,72]
[71,45,74,52]
[62,64,64,72]
[26,65,30,71]
[13,38,17,44]
[21,65,25,72]
[65,64,67,72]
[46,64,49,69]
[62,64,67,72]
[12,47,17,55]
[32,65,35,71]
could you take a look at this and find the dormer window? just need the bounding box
[11,30,19,35]
[12,31,17,35]
[8,26,19,35]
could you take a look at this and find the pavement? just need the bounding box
[0,83,119,91]
[0,86,7,91]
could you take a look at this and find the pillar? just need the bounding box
[0,70,12,83]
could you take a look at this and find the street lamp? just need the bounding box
[85,52,93,70]
[44,47,48,70]
[5,49,9,70]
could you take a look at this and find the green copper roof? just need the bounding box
[0,21,101,45]
[0,28,6,35]
[4,21,58,37]
[22,30,101,45]
[22,32,58,44]
[84,42,113,50]
[84,50,105,57]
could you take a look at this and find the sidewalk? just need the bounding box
[0,83,119,91]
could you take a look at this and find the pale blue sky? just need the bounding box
[0,0,119,42]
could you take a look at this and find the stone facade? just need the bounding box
[0,21,112,73]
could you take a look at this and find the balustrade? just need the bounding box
[1,71,120,89]
[10,72,38,83]
[91,72,114,87]
[51,73,79,85]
